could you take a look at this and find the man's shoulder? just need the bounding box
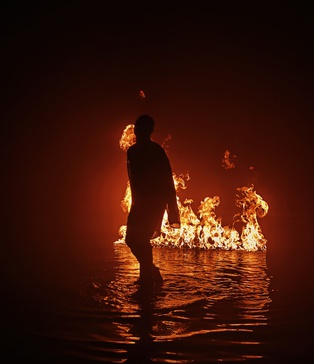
[127,141,167,162]
[151,140,163,149]
[127,143,139,154]
[150,141,167,157]
[128,140,163,151]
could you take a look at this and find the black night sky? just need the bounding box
[2,3,313,301]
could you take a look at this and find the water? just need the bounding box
[2,217,312,363]
[90,245,273,363]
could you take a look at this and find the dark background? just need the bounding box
[2,3,313,302]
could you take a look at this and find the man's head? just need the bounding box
[134,114,154,138]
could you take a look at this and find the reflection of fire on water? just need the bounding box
[116,124,269,252]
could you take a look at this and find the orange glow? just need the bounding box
[116,125,269,252]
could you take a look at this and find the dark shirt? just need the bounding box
[127,139,180,231]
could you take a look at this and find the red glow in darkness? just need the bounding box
[2,3,313,293]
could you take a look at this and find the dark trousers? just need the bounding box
[125,204,164,284]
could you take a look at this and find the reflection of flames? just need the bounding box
[116,125,269,252]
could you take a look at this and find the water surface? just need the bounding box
[2,216,312,363]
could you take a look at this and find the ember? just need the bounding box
[116,124,269,251]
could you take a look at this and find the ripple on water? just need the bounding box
[31,243,279,363]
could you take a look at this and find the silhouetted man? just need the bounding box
[125,114,180,290]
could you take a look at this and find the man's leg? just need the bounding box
[152,264,163,285]
[125,207,163,288]
[125,233,153,286]
[139,243,153,286]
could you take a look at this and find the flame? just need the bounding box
[119,124,135,152]
[221,149,236,169]
[116,125,269,252]
[139,90,145,98]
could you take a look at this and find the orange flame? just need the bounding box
[119,124,135,152]
[221,149,236,169]
[116,125,269,252]
[139,90,145,98]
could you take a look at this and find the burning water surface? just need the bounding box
[116,124,269,252]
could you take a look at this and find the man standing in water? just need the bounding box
[125,114,180,290]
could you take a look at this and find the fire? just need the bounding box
[139,90,145,98]
[116,124,269,252]
[221,149,236,169]
[119,124,135,152]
